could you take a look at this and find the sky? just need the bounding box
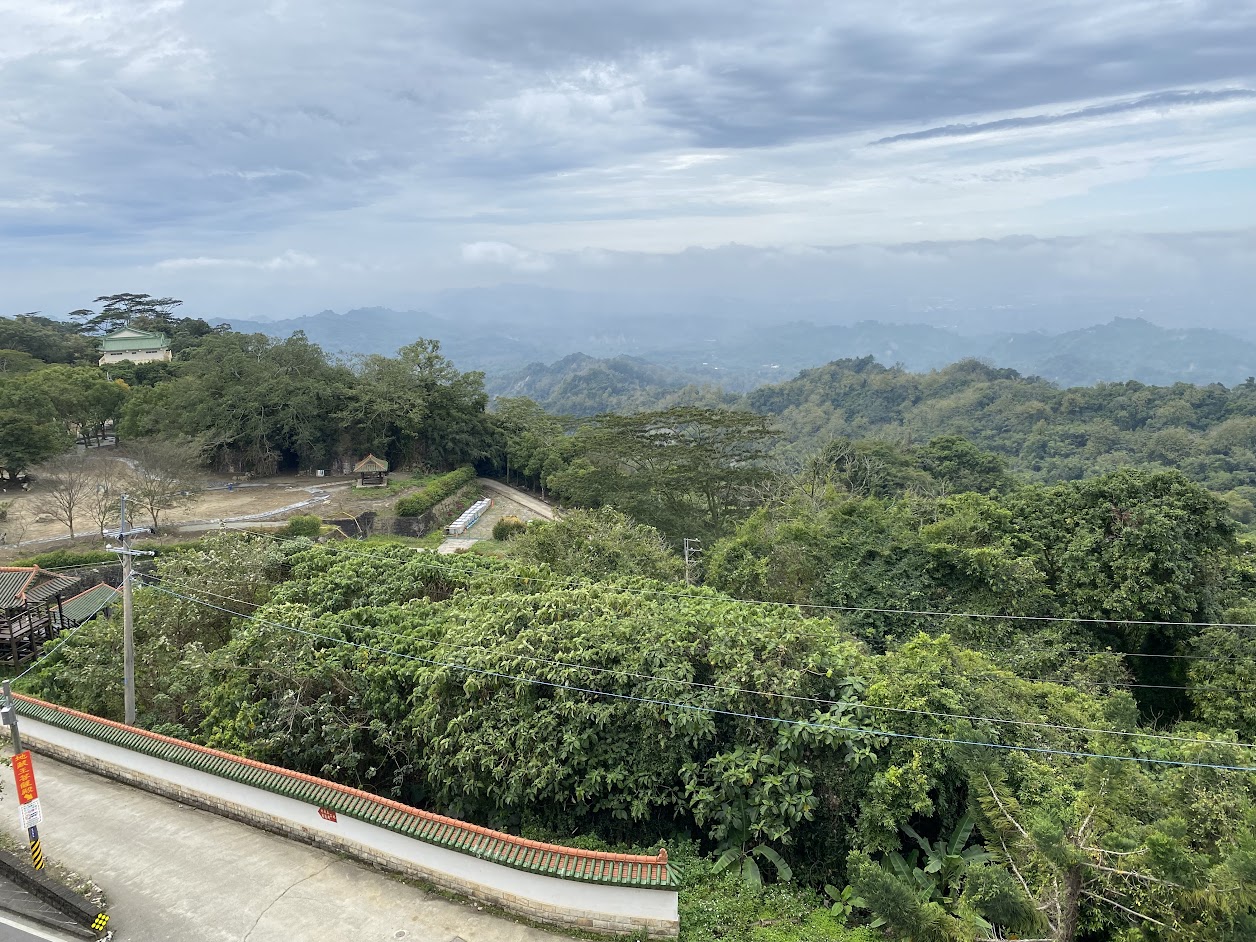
[2,0,1254,327]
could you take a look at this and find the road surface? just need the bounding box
[0,911,83,942]
[477,480,558,521]
[0,753,564,942]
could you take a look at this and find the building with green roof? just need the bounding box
[98,326,172,366]
[56,583,120,630]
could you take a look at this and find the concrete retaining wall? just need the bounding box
[388,483,481,538]
[19,715,679,938]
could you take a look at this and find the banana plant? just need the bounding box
[900,811,995,902]
[850,811,998,936]
[709,793,794,887]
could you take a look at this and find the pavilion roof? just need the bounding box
[0,567,79,609]
[353,454,389,473]
[57,583,120,627]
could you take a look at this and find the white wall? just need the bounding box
[16,715,679,937]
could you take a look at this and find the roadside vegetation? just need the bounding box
[6,296,1256,939]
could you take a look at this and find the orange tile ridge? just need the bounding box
[14,693,668,870]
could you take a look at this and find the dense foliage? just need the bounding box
[504,405,776,544]
[1,302,499,477]
[489,363,1256,546]
[508,508,683,581]
[746,356,1256,509]
[11,299,1256,941]
[27,521,1256,940]
[118,333,497,474]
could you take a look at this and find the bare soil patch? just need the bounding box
[0,474,360,553]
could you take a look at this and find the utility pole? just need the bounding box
[3,681,23,755]
[107,495,152,726]
[2,681,44,871]
[683,538,702,585]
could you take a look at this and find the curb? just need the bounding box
[0,847,105,939]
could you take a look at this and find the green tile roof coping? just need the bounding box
[14,694,674,888]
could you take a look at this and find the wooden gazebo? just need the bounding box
[0,567,79,667]
[353,453,390,488]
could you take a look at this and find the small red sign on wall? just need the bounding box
[317,807,337,822]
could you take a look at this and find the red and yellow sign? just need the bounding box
[11,751,37,805]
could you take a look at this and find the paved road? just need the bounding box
[0,911,82,941]
[1,755,564,942]
[0,874,86,940]
[477,480,558,521]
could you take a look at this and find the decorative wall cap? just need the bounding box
[14,694,674,888]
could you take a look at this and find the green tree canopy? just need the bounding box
[509,507,683,581]
[548,406,775,544]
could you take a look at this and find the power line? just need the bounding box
[224,524,1256,645]
[213,528,1256,684]
[5,617,97,684]
[151,574,1256,751]
[144,582,1256,772]
[0,560,120,573]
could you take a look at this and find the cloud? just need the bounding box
[461,242,553,272]
[1,0,1255,320]
[872,88,1256,146]
[154,250,317,271]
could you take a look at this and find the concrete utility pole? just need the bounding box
[3,681,23,754]
[2,680,44,871]
[108,495,152,726]
[683,538,702,585]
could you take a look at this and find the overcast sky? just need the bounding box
[2,0,1254,326]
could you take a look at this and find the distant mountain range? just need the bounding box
[225,305,1256,393]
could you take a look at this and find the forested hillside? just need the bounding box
[487,353,734,416]
[0,305,497,479]
[6,298,1256,940]
[28,514,1256,941]
[745,357,1256,513]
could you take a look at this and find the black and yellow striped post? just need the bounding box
[27,825,43,871]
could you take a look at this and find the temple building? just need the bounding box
[98,326,173,366]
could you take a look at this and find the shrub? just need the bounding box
[510,508,683,581]
[492,515,527,541]
[279,514,323,539]
[12,548,118,569]
[395,467,476,517]
[675,845,874,942]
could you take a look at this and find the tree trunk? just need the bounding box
[1057,865,1084,942]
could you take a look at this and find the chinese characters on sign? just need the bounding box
[11,751,37,804]
[10,751,44,828]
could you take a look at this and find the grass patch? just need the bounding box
[467,540,516,558]
[360,531,447,550]
[350,474,438,500]
[0,827,108,912]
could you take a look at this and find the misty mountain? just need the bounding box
[486,353,739,417]
[227,297,1256,394]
